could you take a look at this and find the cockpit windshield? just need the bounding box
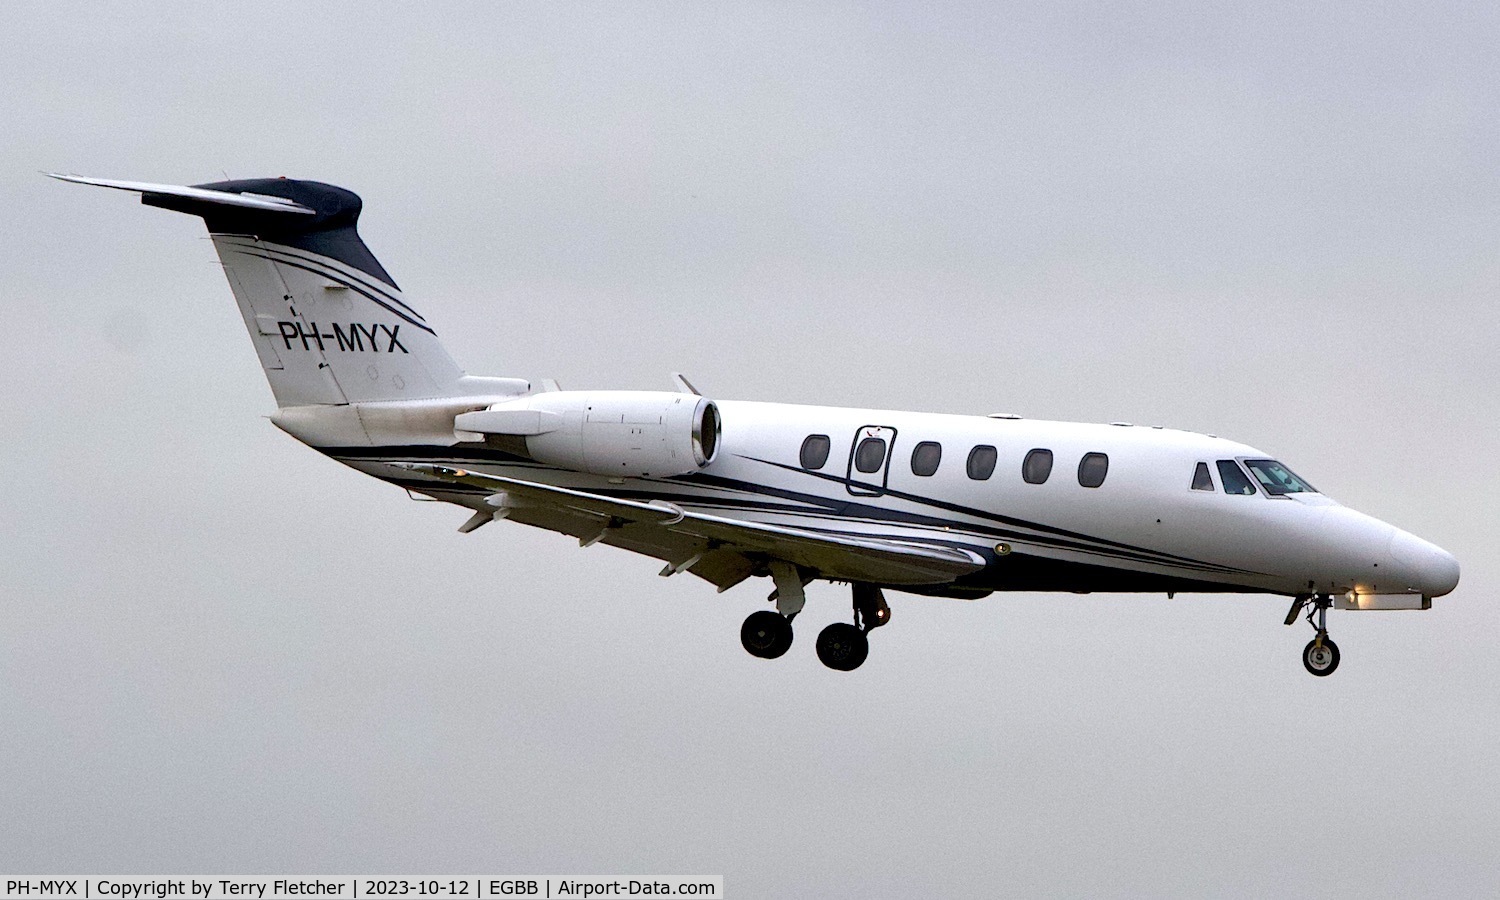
[1242,459,1317,495]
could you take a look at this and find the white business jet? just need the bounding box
[52,174,1461,675]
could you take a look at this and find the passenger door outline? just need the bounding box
[846,425,898,496]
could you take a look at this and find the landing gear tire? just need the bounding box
[741,610,793,659]
[1303,637,1340,677]
[815,622,869,671]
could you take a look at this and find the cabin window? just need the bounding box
[1243,459,1317,495]
[967,445,998,480]
[800,434,831,470]
[1217,459,1258,495]
[1022,448,1054,484]
[911,441,942,477]
[854,437,888,474]
[1191,461,1214,491]
[1078,452,1109,488]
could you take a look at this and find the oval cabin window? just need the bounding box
[967,445,997,481]
[911,441,942,477]
[854,437,888,474]
[800,434,831,470]
[1078,452,1109,488]
[1022,449,1054,484]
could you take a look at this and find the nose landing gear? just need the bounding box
[1287,593,1340,676]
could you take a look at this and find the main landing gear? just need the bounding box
[1286,593,1340,677]
[739,579,890,671]
[741,610,793,659]
[815,623,867,671]
[814,583,890,671]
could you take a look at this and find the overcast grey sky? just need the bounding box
[2,2,1497,896]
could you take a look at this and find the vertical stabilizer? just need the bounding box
[51,175,467,407]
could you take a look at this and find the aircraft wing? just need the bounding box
[398,465,986,589]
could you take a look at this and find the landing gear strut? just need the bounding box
[1287,593,1340,677]
[815,584,889,672]
[740,561,808,660]
[852,582,891,631]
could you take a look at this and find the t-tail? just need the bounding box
[49,174,507,408]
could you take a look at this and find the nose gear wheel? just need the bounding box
[1303,637,1340,676]
[1288,593,1340,677]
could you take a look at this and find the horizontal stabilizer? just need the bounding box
[47,174,317,215]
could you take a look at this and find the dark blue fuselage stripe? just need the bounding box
[681,468,1255,574]
[584,486,1245,576]
[333,448,1257,578]
[718,456,1261,574]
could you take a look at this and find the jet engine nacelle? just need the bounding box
[454,390,721,478]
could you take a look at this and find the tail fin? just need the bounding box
[50,174,465,407]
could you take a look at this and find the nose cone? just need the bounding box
[1389,530,1461,597]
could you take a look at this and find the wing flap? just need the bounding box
[404,465,985,586]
